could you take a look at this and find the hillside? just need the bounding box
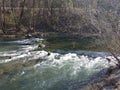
[0,0,120,39]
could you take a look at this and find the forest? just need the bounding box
[0,0,120,39]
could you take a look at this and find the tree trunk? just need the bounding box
[10,0,18,32]
[17,0,26,32]
[32,0,35,32]
[0,5,2,30]
[2,0,6,34]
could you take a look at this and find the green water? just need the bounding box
[0,45,19,52]
[45,37,103,51]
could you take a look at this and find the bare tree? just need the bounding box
[97,10,120,68]
[10,0,18,31]
[2,0,6,33]
[0,2,2,31]
[32,0,35,32]
[17,0,26,31]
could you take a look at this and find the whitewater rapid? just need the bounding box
[0,38,118,90]
[0,43,117,67]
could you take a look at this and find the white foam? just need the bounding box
[0,45,117,71]
[0,44,38,57]
[0,41,118,79]
[0,50,48,64]
[33,52,117,77]
[0,47,117,90]
[11,38,44,45]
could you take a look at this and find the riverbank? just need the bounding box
[71,66,120,90]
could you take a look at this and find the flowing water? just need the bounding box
[0,38,117,90]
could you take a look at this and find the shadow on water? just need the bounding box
[46,36,105,52]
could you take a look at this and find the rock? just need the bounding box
[25,34,32,38]
[47,51,51,56]
[9,56,12,59]
[38,43,46,48]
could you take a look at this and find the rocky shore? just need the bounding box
[72,66,120,90]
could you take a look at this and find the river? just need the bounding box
[0,38,116,90]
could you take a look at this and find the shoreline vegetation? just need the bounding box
[0,0,105,40]
[0,0,119,39]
